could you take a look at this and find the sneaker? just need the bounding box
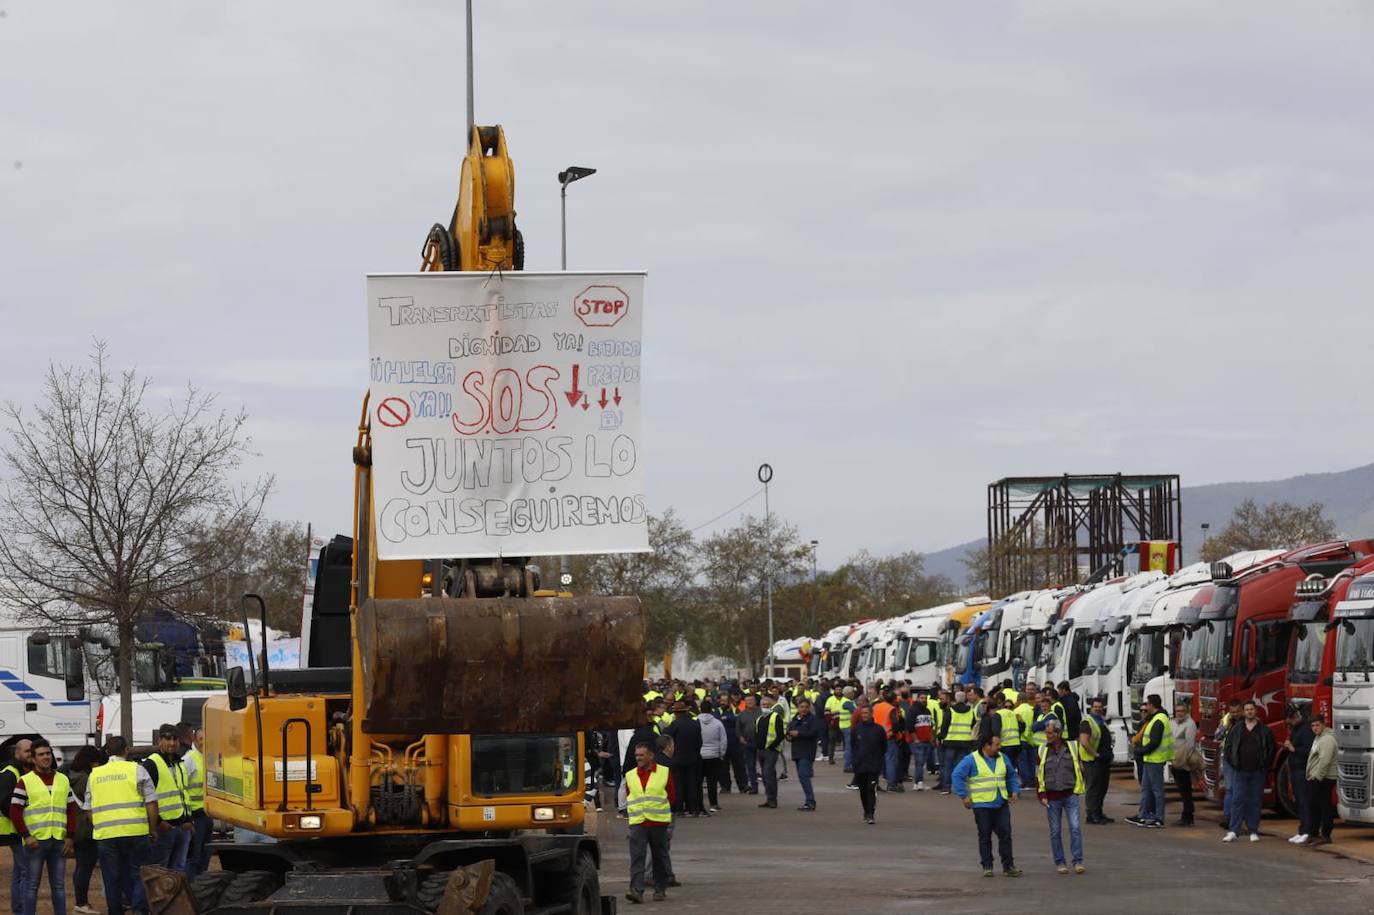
[779,773,789,780]
[1249,834,1260,843]
[626,890,645,904]
[74,907,101,915]
[914,783,926,791]
[1056,864,1069,875]
[846,784,859,791]
[652,890,667,901]
[940,790,952,795]
[1074,863,1086,874]
[1294,836,1315,846]
[1222,831,1237,842]
[1125,816,1146,827]
[1145,820,1163,829]
[983,869,995,878]
[1003,867,1022,878]
[863,817,873,824]
[1289,833,1308,844]
[709,806,721,812]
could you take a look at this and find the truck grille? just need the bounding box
[1339,760,1368,782]
[1340,782,1368,807]
[1338,753,1371,810]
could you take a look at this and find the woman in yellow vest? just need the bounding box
[12,739,75,915]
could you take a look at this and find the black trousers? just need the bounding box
[1084,758,1110,818]
[727,745,748,790]
[973,804,1014,871]
[672,763,704,814]
[761,749,780,803]
[1308,778,1336,839]
[1173,766,1195,822]
[856,772,879,818]
[701,757,724,808]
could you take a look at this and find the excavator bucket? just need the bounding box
[356,596,645,734]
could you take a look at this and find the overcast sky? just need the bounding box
[2,2,1372,568]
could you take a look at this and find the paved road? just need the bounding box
[596,761,1374,913]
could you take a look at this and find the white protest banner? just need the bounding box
[225,638,301,671]
[366,272,648,560]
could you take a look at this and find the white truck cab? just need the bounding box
[1333,571,1374,822]
[1086,572,1166,749]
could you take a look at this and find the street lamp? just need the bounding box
[809,540,819,633]
[558,166,597,270]
[556,165,596,589]
[759,463,774,673]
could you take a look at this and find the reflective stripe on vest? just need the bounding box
[185,747,205,813]
[968,752,1009,804]
[0,764,18,836]
[19,771,70,840]
[90,759,148,840]
[1081,716,1101,761]
[149,754,187,820]
[1037,742,1084,795]
[997,708,1021,747]
[946,708,975,743]
[1144,712,1173,764]
[1029,712,1055,748]
[625,765,672,825]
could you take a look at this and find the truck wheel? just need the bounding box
[189,870,236,912]
[1275,762,1298,818]
[558,852,599,915]
[475,873,523,915]
[218,870,283,907]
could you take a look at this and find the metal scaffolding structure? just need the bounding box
[986,474,1182,596]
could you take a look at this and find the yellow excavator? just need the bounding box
[187,115,644,915]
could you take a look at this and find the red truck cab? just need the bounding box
[1188,541,1374,811]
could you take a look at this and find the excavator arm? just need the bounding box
[420,125,524,272]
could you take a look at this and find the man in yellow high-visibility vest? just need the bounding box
[184,726,213,877]
[87,736,158,915]
[625,742,674,904]
[0,738,33,915]
[143,724,192,871]
[11,738,76,915]
[1036,721,1086,874]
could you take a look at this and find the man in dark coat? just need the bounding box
[788,698,822,811]
[665,702,706,816]
[851,705,888,825]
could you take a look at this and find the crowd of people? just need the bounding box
[604,674,1344,897]
[0,722,208,915]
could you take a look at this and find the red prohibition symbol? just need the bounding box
[377,396,411,428]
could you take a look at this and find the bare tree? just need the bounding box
[0,343,272,741]
[1200,499,1338,562]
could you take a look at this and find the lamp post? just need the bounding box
[809,539,819,634]
[556,165,596,590]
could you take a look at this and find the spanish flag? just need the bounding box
[1141,540,1178,574]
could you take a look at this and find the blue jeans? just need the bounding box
[795,757,815,807]
[24,838,66,915]
[1229,768,1265,835]
[910,743,932,784]
[9,841,30,915]
[1018,745,1039,792]
[742,745,759,790]
[842,728,853,771]
[884,742,899,786]
[152,823,192,871]
[188,810,215,876]
[940,746,967,790]
[1138,762,1166,822]
[1221,758,1235,819]
[973,804,1014,871]
[1046,794,1084,865]
[98,835,151,915]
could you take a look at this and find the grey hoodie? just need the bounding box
[699,712,727,760]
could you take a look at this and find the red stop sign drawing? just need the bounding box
[376,396,411,428]
[573,285,630,328]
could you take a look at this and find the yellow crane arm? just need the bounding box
[420,125,523,272]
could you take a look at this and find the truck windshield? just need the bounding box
[471,734,579,797]
[1015,632,1041,667]
[980,627,1001,663]
[1200,621,1235,676]
[1129,629,1166,684]
[1085,635,1106,674]
[1099,633,1123,671]
[1177,627,1206,679]
[909,640,936,670]
[1336,620,1374,674]
[1289,622,1328,684]
[1039,633,1061,669]
[893,635,910,669]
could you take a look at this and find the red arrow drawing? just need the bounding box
[580,394,590,411]
[564,364,583,407]
[598,387,609,409]
[613,387,622,406]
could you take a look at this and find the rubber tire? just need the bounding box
[559,852,599,915]
[1275,760,1298,818]
[188,870,236,913]
[416,871,452,912]
[512,229,525,271]
[218,870,283,907]
[475,872,524,915]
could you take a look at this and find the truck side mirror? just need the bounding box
[226,667,249,712]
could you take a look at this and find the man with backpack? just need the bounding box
[1079,696,1114,824]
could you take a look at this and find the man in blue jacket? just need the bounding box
[788,698,822,811]
[953,733,1022,878]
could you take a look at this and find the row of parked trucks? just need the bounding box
[798,539,1374,824]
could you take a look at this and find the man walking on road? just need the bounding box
[1126,696,1170,828]
[1222,700,1274,843]
[850,705,887,824]
[788,698,821,811]
[625,742,674,905]
[1079,697,1113,824]
[953,733,1021,878]
[756,696,786,809]
[1037,722,1086,874]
